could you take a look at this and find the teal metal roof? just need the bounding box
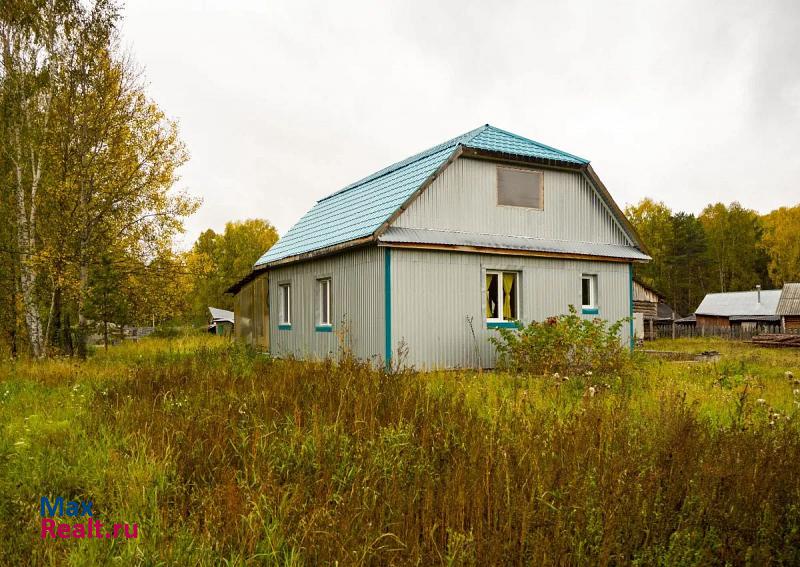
[256,125,589,266]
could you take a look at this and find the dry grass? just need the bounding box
[1,336,799,565]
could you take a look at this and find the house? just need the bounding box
[632,279,681,339]
[229,125,650,369]
[208,307,234,336]
[694,286,782,329]
[777,283,800,330]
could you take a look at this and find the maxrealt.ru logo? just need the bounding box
[40,497,138,540]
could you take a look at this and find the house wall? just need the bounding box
[267,246,384,361]
[233,273,269,348]
[394,157,632,246]
[784,316,800,330]
[696,315,730,328]
[633,300,658,319]
[389,248,632,370]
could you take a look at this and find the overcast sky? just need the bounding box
[121,0,800,247]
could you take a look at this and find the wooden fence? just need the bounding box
[648,324,799,341]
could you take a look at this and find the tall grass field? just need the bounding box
[1,336,799,565]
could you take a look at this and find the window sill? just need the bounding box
[582,307,599,315]
[486,321,520,329]
[315,325,333,333]
[278,324,292,331]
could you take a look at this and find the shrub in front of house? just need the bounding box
[490,306,630,376]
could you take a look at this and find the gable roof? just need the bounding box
[695,289,782,317]
[777,283,800,316]
[255,124,643,267]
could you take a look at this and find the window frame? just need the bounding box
[316,277,332,330]
[278,283,291,328]
[581,274,598,314]
[496,165,544,211]
[485,270,520,324]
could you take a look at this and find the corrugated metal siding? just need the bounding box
[390,248,632,370]
[393,157,631,246]
[233,275,269,348]
[268,246,384,361]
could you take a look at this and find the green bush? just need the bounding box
[490,305,630,376]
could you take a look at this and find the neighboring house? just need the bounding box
[694,286,782,328]
[777,283,800,330]
[208,307,235,336]
[632,280,660,320]
[229,124,650,369]
[632,279,681,339]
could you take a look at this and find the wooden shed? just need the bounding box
[777,283,800,330]
[694,287,781,328]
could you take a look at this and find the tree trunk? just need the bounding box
[76,260,89,359]
[15,163,44,358]
[51,287,62,352]
[62,312,73,356]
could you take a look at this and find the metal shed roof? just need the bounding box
[695,289,781,317]
[378,227,650,261]
[208,307,234,324]
[777,283,800,316]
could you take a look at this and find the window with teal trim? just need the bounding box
[279,283,291,326]
[486,270,519,328]
[581,274,598,315]
[317,277,332,329]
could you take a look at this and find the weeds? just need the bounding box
[0,336,799,565]
[490,306,630,378]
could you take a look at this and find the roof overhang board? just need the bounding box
[377,241,649,263]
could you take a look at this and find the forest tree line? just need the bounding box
[626,199,800,316]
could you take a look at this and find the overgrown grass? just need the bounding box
[1,336,799,565]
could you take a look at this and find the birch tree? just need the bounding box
[0,1,196,356]
[0,1,76,356]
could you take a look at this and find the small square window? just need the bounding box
[318,278,331,326]
[486,271,518,322]
[582,275,597,311]
[279,283,291,325]
[497,166,543,209]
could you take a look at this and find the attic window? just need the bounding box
[497,166,543,209]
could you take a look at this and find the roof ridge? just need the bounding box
[318,125,486,203]
[469,124,590,164]
[706,289,781,294]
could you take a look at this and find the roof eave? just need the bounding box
[254,235,375,271]
[225,265,269,295]
[583,163,650,256]
[378,241,650,263]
